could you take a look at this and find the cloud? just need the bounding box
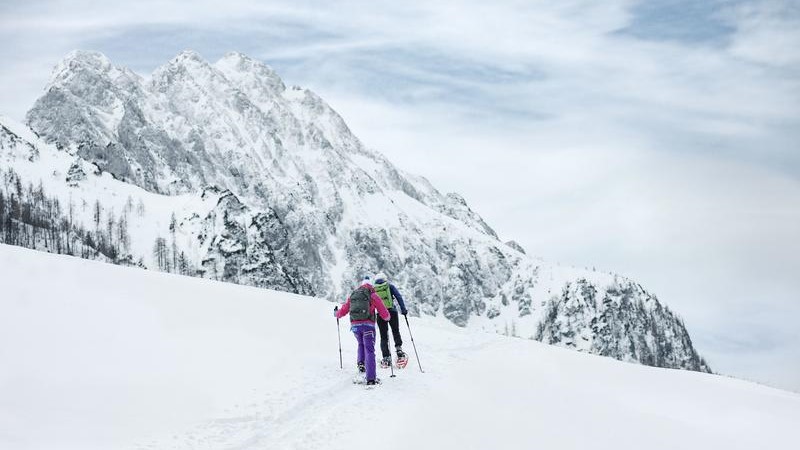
[0,0,798,391]
[727,0,800,66]
[618,0,738,43]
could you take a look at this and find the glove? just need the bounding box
[401,309,408,316]
[333,306,339,317]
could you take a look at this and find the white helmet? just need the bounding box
[374,272,388,283]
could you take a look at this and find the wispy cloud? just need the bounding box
[619,0,738,43]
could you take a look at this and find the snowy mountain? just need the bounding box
[2,244,797,450]
[1,50,710,372]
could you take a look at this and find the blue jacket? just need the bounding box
[375,278,408,315]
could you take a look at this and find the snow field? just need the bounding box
[1,244,798,449]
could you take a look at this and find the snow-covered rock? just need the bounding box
[505,240,526,254]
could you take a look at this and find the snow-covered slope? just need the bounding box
[1,50,711,372]
[0,244,796,450]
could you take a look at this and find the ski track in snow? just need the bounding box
[146,376,347,449]
[137,331,477,450]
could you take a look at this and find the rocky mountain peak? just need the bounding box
[150,50,223,93]
[13,51,712,374]
[47,50,141,93]
[173,49,205,63]
[49,50,112,83]
[214,52,287,113]
[216,52,285,90]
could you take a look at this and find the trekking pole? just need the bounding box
[404,315,424,373]
[388,321,396,379]
[336,315,343,370]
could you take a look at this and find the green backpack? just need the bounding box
[349,286,374,321]
[374,281,393,309]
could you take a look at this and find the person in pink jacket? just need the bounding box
[335,276,391,385]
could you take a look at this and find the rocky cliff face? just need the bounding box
[10,50,711,372]
[536,278,709,371]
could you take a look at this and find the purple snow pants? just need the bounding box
[352,324,377,381]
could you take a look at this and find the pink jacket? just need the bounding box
[336,283,391,325]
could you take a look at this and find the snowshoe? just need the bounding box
[379,356,391,369]
[352,376,381,386]
[396,349,408,369]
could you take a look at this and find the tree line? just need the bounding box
[0,167,134,264]
[152,212,194,275]
[1,167,198,279]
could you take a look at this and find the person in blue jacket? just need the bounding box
[372,272,409,367]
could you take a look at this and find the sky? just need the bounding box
[0,0,798,391]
